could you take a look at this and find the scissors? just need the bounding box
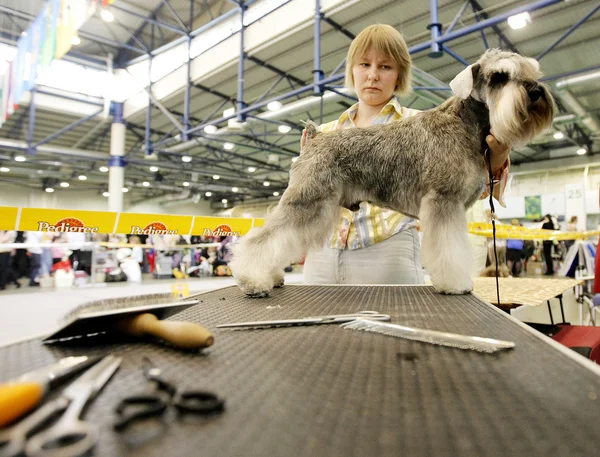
[0,355,122,457]
[216,310,391,329]
[113,357,224,431]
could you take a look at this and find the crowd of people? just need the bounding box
[483,214,583,278]
[0,230,236,290]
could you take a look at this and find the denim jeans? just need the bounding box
[303,228,425,285]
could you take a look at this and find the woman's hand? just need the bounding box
[485,133,510,176]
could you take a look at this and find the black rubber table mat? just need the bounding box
[2,285,600,457]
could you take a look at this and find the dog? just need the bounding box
[230,49,555,297]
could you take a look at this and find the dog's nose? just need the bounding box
[528,88,542,102]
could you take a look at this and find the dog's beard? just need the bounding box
[488,82,555,148]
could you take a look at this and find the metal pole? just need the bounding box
[445,0,470,36]
[33,110,103,148]
[146,25,154,156]
[428,0,443,58]
[182,0,193,140]
[109,102,126,212]
[237,2,247,122]
[537,3,600,62]
[410,0,563,54]
[27,89,36,155]
[313,0,324,96]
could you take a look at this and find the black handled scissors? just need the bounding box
[0,355,121,457]
[114,358,224,431]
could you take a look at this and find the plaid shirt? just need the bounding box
[316,97,508,250]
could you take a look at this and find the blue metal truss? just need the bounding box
[5,0,598,202]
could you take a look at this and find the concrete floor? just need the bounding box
[0,271,591,347]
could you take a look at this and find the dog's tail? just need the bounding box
[302,120,320,141]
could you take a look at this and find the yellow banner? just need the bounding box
[19,208,117,233]
[191,216,253,236]
[253,218,265,228]
[117,213,193,236]
[468,222,600,241]
[0,207,19,230]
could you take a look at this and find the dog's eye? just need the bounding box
[490,72,509,87]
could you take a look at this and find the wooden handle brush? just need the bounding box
[117,313,214,349]
[43,294,214,350]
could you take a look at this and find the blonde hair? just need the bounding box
[345,24,412,96]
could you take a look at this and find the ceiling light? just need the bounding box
[71,35,81,46]
[60,182,69,188]
[204,125,217,134]
[232,187,238,192]
[553,132,564,139]
[101,9,114,22]
[247,167,256,172]
[0,167,9,172]
[223,142,234,150]
[99,166,109,172]
[278,125,292,134]
[263,181,270,187]
[14,155,26,162]
[292,157,298,163]
[205,191,212,197]
[182,155,192,162]
[103,192,110,197]
[222,198,228,203]
[183,181,190,187]
[149,166,159,172]
[78,175,87,181]
[267,101,283,111]
[507,12,531,30]
[223,107,235,117]
[273,191,280,196]
[577,148,587,155]
[213,175,220,180]
[122,187,129,192]
[142,181,150,187]
[45,188,54,193]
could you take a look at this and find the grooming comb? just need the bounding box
[341,319,515,353]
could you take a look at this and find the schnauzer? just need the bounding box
[230,49,555,296]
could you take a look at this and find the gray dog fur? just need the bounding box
[230,49,555,296]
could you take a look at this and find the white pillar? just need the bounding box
[108,102,125,212]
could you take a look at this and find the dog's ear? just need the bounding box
[449,64,480,99]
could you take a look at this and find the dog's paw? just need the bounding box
[272,270,285,288]
[432,277,473,295]
[235,273,274,298]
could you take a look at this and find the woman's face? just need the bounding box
[352,49,399,107]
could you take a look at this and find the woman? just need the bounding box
[303,24,510,285]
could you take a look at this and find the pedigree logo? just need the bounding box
[130,221,178,235]
[202,224,241,237]
[38,217,99,233]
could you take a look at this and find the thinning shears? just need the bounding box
[216,310,391,329]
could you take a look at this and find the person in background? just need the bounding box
[0,230,17,290]
[565,215,578,251]
[25,231,43,286]
[66,232,86,270]
[50,234,66,265]
[129,235,145,270]
[506,219,524,277]
[541,214,558,276]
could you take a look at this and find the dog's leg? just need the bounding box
[420,193,473,294]
[230,196,339,297]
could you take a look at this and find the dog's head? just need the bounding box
[450,49,555,147]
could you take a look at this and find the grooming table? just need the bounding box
[473,277,582,324]
[1,285,599,457]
